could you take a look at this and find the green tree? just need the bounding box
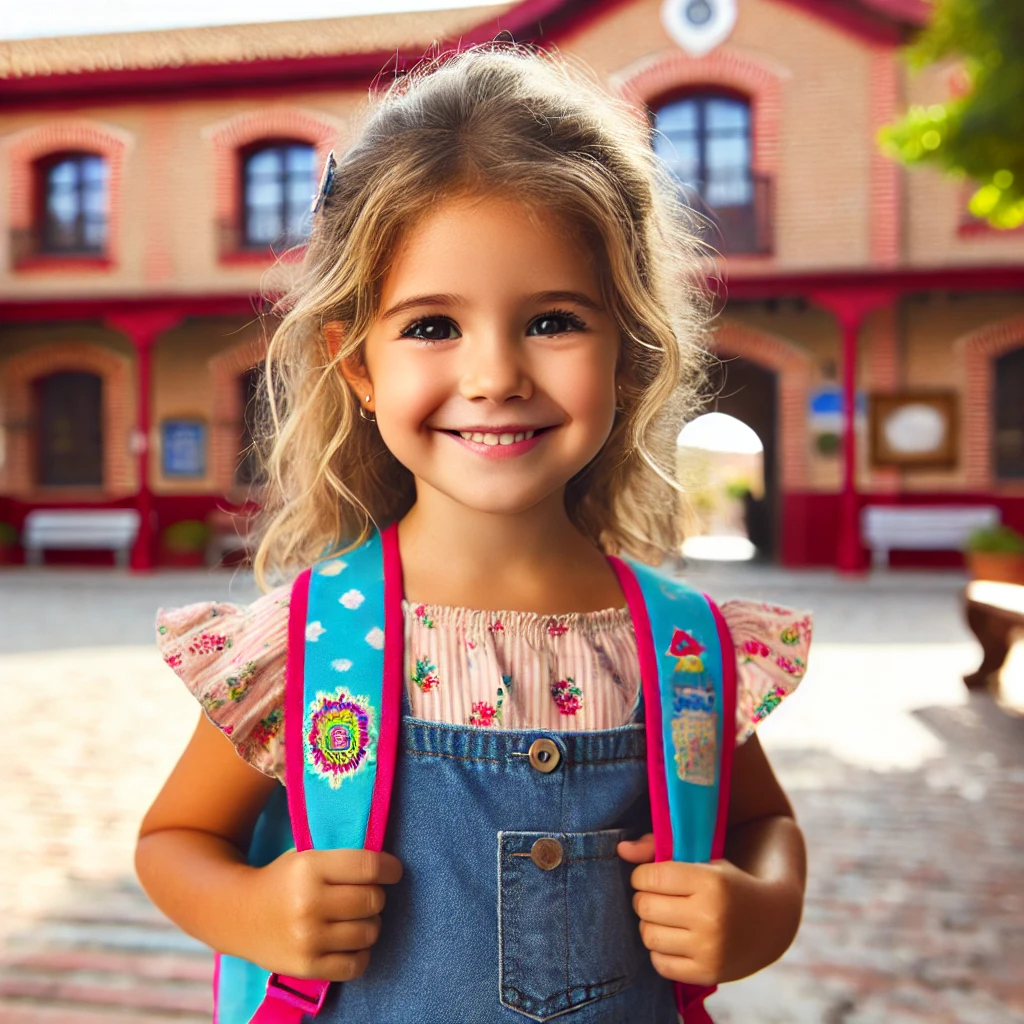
[879,0,1024,229]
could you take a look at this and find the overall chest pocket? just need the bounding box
[497,829,642,1021]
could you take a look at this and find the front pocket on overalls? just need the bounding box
[497,829,639,1022]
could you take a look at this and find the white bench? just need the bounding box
[22,509,141,568]
[861,505,1000,569]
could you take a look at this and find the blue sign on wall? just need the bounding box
[162,420,207,478]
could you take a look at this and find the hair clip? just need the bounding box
[311,150,337,215]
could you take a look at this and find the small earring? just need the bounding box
[359,396,375,422]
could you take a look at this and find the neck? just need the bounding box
[395,482,615,612]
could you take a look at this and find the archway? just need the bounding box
[706,356,778,558]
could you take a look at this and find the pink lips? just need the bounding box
[439,428,549,460]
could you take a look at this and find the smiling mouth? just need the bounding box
[440,427,552,447]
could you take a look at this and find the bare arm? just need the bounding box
[136,713,401,979]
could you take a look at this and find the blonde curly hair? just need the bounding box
[249,43,710,589]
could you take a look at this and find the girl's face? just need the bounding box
[355,193,621,517]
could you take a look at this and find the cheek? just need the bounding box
[373,353,446,428]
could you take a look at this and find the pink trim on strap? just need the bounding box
[212,951,221,1023]
[705,593,737,861]
[285,568,313,852]
[606,556,673,864]
[366,523,404,852]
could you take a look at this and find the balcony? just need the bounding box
[675,171,773,257]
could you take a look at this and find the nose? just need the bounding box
[459,328,533,404]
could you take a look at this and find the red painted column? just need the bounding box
[812,289,897,575]
[106,311,182,572]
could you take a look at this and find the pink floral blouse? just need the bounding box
[156,586,811,784]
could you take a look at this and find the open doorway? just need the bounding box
[680,356,779,561]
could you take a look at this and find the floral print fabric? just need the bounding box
[155,587,811,784]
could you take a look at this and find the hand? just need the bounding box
[247,848,403,982]
[618,833,783,986]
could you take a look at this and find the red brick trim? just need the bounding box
[3,119,131,269]
[612,47,785,179]
[708,320,812,488]
[0,341,134,498]
[203,107,341,244]
[208,334,269,494]
[957,316,1024,489]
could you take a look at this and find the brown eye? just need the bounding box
[401,316,461,342]
[527,310,587,336]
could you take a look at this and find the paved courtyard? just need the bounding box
[1,563,1022,1022]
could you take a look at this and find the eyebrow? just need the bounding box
[381,289,604,321]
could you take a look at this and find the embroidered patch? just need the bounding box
[670,681,717,787]
[305,689,376,788]
[667,628,705,672]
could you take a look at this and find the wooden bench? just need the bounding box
[963,580,1024,691]
[22,509,141,568]
[861,504,1000,569]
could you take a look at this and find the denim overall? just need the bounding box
[313,690,678,1022]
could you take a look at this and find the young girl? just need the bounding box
[138,45,810,1024]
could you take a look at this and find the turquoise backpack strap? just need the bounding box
[608,556,737,1024]
[247,526,403,1024]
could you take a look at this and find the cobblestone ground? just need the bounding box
[1,564,1022,1022]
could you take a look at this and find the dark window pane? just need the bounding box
[42,154,108,253]
[995,347,1024,479]
[242,143,316,247]
[34,371,103,486]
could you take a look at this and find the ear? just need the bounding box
[323,320,374,411]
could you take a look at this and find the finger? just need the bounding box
[649,951,712,987]
[320,883,388,921]
[631,860,702,897]
[639,920,696,958]
[311,948,372,983]
[312,849,404,886]
[617,833,656,864]
[320,915,382,952]
[632,891,693,928]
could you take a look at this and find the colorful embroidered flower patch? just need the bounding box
[414,604,435,629]
[305,689,375,788]
[753,685,787,723]
[469,685,505,727]
[551,677,583,716]
[667,628,705,672]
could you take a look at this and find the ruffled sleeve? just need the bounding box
[155,584,291,782]
[719,599,812,746]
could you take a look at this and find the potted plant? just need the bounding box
[160,519,211,568]
[964,524,1024,585]
[0,522,19,566]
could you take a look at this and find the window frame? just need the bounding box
[34,150,110,259]
[237,138,317,253]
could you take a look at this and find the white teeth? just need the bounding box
[457,429,537,445]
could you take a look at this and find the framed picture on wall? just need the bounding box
[869,392,959,470]
[162,419,207,478]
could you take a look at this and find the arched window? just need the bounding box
[241,142,316,248]
[651,93,768,254]
[38,152,108,254]
[995,346,1024,479]
[33,371,103,487]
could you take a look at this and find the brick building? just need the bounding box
[1,0,1022,570]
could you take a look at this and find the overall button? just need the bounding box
[530,837,564,871]
[528,738,560,773]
